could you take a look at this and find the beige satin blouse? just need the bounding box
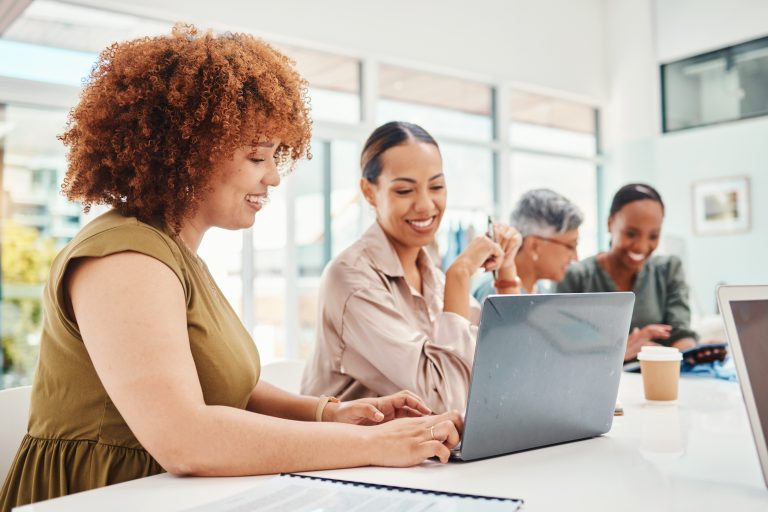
[301,221,481,413]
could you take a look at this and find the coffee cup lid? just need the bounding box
[637,346,682,362]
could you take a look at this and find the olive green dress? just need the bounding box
[0,211,261,511]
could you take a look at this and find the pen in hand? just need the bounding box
[486,215,498,281]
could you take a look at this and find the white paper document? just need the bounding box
[184,473,523,511]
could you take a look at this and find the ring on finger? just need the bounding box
[429,425,436,440]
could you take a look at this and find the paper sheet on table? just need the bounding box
[184,473,522,512]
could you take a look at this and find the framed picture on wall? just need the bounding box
[692,176,751,235]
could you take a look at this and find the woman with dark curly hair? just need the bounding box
[0,26,461,510]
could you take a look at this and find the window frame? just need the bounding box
[660,35,768,133]
[0,7,604,375]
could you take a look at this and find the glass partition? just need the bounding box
[378,64,493,142]
[509,90,596,156]
[251,180,288,362]
[330,140,367,257]
[1,104,71,388]
[509,152,598,258]
[276,44,361,124]
[437,143,495,270]
[0,0,603,379]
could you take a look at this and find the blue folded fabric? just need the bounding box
[681,356,737,381]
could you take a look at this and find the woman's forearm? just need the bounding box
[671,337,696,350]
[157,405,371,476]
[246,380,318,421]
[444,264,471,319]
[496,265,523,294]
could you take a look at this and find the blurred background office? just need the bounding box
[1,0,766,388]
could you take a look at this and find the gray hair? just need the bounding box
[510,189,584,237]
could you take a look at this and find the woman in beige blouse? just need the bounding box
[302,121,522,413]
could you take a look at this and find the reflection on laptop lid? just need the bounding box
[717,285,768,487]
[453,292,634,461]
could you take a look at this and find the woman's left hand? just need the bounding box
[493,223,523,271]
[326,390,432,425]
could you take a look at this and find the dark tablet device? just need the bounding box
[623,342,727,372]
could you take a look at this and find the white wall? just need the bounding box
[601,0,660,197]
[603,0,768,315]
[656,118,768,314]
[74,0,607,100]
[654,0,768,314]
[655,0,768,62]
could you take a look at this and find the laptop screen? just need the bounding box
[730,299,768,449]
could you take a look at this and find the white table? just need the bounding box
[17,374,768,511]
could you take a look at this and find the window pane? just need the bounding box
[296,142,326,278]
[198,228,242,316]
[442,143,494,210]
[509,91,596,156]
[295,142,325,359]
[662,36,768,131]
[275,44,361,124]
[509,153,598,258]
[378,65,493,142]
[436,144,494,270]
[3,0,171,54]
[1,104,73,389]
[250,139,363,363]
[0,40,95,87]
[251,181,287,363]
[331,140,368,257]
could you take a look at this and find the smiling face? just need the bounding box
[361,141,446,252]
[198,141,281,231]
[608,199,664,272]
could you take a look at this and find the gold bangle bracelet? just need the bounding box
[315,395,340,422]
[494,276,521,289]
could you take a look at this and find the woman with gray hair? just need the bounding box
[473,188,583,301]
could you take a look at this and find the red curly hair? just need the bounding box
[60,24,312,231]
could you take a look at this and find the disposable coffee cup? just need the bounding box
[638,346,682,402]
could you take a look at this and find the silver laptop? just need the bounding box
[452,292,634,461]
[717,285,768,487]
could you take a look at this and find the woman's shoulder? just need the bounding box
[324,239,382,289]
[82,209,174,245]
[647,254,685,276]
[55,210,185,281]
[73,210,170,243]
[557,255,601,293]
[648,253,682,266]
[322,229,399,302]
[565,254,601,276]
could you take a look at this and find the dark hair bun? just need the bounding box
[609,183,664,217]
[360,121,438,184]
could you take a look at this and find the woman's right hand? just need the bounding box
[444,237,504,318]
[625,324,671,361]
[367,411,463,466]
[449,236,504,277]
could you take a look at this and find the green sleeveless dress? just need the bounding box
[0,211,260,511]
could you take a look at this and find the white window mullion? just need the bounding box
[284,172,299,359]
[357,56,379,234]
[494,85,511,221]
[360,56,379,138]
[241,228,254,336]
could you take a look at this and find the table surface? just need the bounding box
[17,374,768,511]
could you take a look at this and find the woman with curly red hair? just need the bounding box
[0,26,461,510]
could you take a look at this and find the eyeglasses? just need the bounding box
[530,235,578,253]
